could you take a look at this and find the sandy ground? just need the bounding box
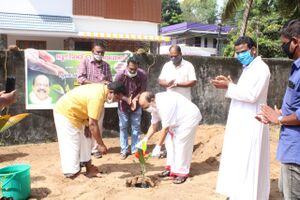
[0,125,282,200]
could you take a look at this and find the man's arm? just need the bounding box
[157,127,169,146]
[144,122,160,140]
[88,118,107,154]
[0,90,16,110]
[173,80,197,88]
[158,79,175,88]
[77,59,89,84]
[261,104,300,125]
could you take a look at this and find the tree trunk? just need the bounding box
[239,0,253,36]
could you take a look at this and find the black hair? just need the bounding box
[93,42,106,50]
[169,45,182,54]
[280,18,300,39]
[145,92,155,103]
[107,81,125,95]
[127,56,139,65]
[234,36,256,49]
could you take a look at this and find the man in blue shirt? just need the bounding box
[259,18,300,199]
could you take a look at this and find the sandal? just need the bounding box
[158,170,171,177]
[173,176,187,184]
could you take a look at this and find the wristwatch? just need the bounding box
[277,116,283,125]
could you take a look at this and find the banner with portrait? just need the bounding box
[25,49,132,110]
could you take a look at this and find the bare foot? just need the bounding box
[85,165,102,178]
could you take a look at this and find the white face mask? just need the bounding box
[127,70,137,78]
[106,98,113,104]
[94,54,102,61]
[145,106,156,113]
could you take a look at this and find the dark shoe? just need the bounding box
[158,170,171,177]
[173,176,187,184]
[93,151,102,159]
[159,149,167,159]
[120,153,128,160]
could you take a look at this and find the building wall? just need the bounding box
[0,0,72,16]
[0,50,292,145]
[73,0,161,23]
[8,36,65,50]
[74,17,159,35]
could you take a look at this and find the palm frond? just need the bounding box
[0,113,30,133]
[277,0,300,18]
[222,0,245,22]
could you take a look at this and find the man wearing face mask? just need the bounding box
[77,43,112,159]
[53,81,125,179]
[258,18,300,200]
[138,91,202,184]
[114,56,147,160]
[211,36,271,200]
[158,45,197,101]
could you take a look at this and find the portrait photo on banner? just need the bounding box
[25,48,132,110]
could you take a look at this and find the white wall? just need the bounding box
[74,16,159,35]
[0,0,72,16]
[8,35,64,50]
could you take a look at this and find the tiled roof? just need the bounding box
[160,22,233,34]
[0,12,75,32]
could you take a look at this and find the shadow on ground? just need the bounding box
[0,152,29,162]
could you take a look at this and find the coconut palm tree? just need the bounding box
[222,0,254,36]
[277,0,300,19]
[221,0,299,37]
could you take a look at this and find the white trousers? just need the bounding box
[91,110,105,153]
[165,124,198,176]
[53,112,92,174]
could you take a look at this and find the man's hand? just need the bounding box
[97,144,107,155]
[167,80,176,87]
[167,82,178,89]
[122,95,132,105]
[210,75,232,89]
[261,104,280,124]
[84,126,92,138]
[130,95,138,111]
[255,113,270,124]
[0,90,16,109]
[136,137,148,149]
[151,145,161,157]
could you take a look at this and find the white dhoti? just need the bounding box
[165,125,198,176]
[53,111,92,174]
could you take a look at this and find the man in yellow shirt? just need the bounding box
[53,81,125,178]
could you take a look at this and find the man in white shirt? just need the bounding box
[138,91,202,184]
[158,45,197,100]
[211,36,270,200]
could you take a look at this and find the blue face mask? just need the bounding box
[236,50,254,66]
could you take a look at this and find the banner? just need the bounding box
[25,49,132,110]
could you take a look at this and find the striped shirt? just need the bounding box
[77,57,112,84]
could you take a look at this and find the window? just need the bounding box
[213,38,218,48]
[75,41,93,51]
[204,38,208,48]
[195,37,201,47]
[17,40,46,49]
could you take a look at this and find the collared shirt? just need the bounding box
[115,68,147,112]
[54,84,108,128]
[159,59,196,100]
[77,57,112,84]
[277,57,300,165]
